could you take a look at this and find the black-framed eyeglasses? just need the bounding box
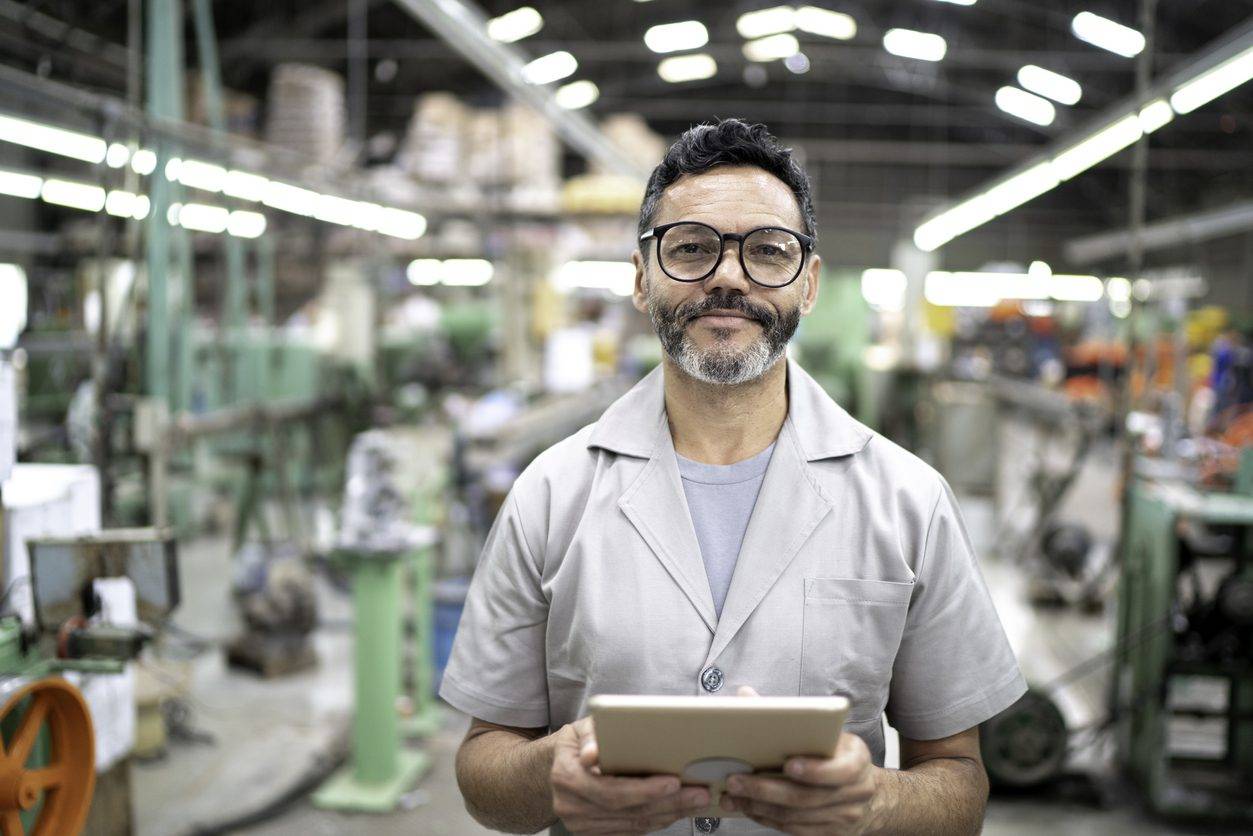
[639,221,815,288]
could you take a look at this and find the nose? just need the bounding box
[702,239,752,296]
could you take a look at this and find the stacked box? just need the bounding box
[397,92,467,185]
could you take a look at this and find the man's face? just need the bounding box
[632,165,821,385]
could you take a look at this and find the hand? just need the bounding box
[550,716,712,835]
[722,686,878,835]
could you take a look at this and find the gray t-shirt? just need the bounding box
[675,443,776,619]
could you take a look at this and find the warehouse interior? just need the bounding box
[0,0,1252,834]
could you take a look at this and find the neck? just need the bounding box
[663,355,789,465]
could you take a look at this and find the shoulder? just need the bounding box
[507,422,602,518]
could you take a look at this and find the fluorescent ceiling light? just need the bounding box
[995,86,1057,126]
[0,113,107,163]
[1051,113,1141,180]
[0,168,43,199]
[486,6,543,43]
[0,263,28,349]
[177,202,230,233]
[658,54,717,83]
[177,159,227,192]
[521,50,578,85]
[164,157,183,181]
[130,149,157,175]
[883,29,946,62]
[105,143,130,168]
[407,259,441,286]
[924,272,1003,307]
[743,33,800,62]
[40,178,106,212]
[1106,276,1131,302]
[1071,12,1144,58]
[554,261,636,296]
[1170,44,1253,114]
[261,181,318,216]
[442,259,495,286]
[105,190,146,219]
[227,210,267,238]
[349,202,385,232]
[1049,274,1104,302]
[1137,98,1174,133]
[860,268,907,313]
[223,170,269,202]
[736,6,795,39]
[644,20,708,54]
[983,162,1059,215]
[167,202,182,225]
[1017,65,1082,105]
[932,0,975,4]
[555,80,599,109]
[375,207,427,240]
[314,193,361,226]
[795,6,856,40]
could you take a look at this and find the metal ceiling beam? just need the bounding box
[1065,199,1253,264]
[388,0,644,179]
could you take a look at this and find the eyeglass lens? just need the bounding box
[659,223,803,287]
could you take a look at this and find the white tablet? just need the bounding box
[589,694,849,818]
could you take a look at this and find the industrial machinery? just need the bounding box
[311,431,435,813]
[0,528,179,835]
[1112,469,1253,822]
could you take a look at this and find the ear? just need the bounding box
[631,250,648,315]
[799,252,821,315]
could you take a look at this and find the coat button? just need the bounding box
[700,666,724,693]
[695,816,721,832]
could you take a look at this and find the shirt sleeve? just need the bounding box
[886,478,1027,740]
[438,489,551,728]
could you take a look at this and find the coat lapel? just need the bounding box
[593,366,718,633]
[618,412,719,634]
[705,414,833,662]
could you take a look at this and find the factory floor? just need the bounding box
[131,493,1219,836]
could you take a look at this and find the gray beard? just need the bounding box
[646,289,800,385]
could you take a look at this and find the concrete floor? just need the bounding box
[130,486,1221,835]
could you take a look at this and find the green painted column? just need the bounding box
[353,557,401,783]
[313,549,429,811]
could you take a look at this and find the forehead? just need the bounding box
[653,165,805,231]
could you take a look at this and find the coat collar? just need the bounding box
[587,356,873,461]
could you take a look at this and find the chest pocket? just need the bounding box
[799,577,913,722]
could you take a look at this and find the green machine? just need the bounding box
[1113,462,1253,822]
[312,430,441,812]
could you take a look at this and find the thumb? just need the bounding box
[737,685,761,698]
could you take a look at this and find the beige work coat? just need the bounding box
[441,358,1026,835]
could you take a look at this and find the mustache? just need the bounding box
[677,293,775,327]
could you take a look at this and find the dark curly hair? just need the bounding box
[637,118,816,259]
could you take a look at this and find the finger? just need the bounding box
[727,774,837,809]
[785,735,871,787]
[616,786,712,818]
[736,797,836,824]
[736,685,761,697]
[579,738,600,769]
[577,772,685,811]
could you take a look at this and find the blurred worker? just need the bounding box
[442,118,1024,835]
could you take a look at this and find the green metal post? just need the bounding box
[143,0,178,404]
[313,550,428,811]
[191,0,248,405]
[402,544,441,739]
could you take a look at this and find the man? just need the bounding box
[440,119,1026,835]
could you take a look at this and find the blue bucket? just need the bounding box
[433,576,471,692]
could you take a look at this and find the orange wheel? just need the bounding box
[0,678,94,836]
